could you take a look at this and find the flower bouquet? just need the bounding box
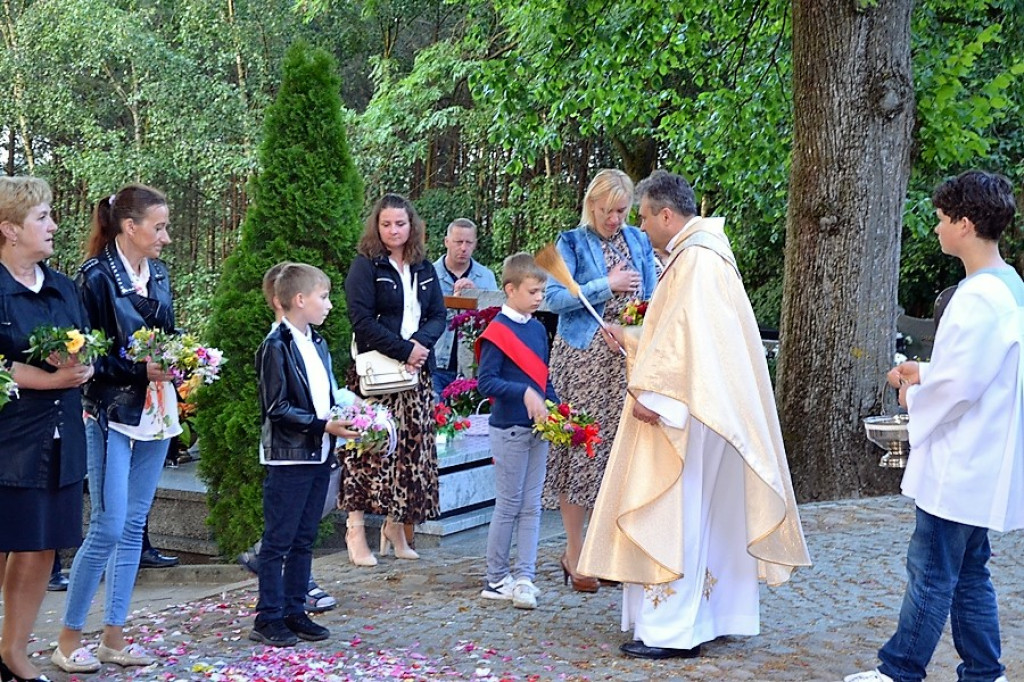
[450,306,501,350]
[433,402,470,442]
[0,355,18,410]
[25,326,110,364]
[331,401,397,456]
[123,328,225,386]
[534,400,602,458]
[619,298,649,326]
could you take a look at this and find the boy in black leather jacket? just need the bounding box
[250,263,356,647]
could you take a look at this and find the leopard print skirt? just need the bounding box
[542,298,630,510]
[341,367,440,523]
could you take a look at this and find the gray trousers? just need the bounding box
[485,425,549,583]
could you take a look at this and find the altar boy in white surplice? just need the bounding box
[846,171,1023,682]
[580,170,811,661]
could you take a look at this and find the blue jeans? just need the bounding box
[485,425,548,583]
[256,460,331,623]
[64,418,170,629]
[878,506,1004,682]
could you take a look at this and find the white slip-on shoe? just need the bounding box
[96,643,157,667]
[843,671,893,682]
[51,646,102,673]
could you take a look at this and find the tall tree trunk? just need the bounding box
[778,0,915,501]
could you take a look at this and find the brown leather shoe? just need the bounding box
[560,554,599,593]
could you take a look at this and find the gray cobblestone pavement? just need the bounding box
[21,495,1024,681]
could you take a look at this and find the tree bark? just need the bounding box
[778,0,915,501]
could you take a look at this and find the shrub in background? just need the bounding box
[196,41,364,555]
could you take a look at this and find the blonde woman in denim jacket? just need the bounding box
[542,169,657,592]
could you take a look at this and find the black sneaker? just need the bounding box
[283,613,330,642]
[249,618,299,647]
[47,571,69,591]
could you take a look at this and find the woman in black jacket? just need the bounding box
[54,185,178,674]
[343,194,445,564]
[0,176,93,682]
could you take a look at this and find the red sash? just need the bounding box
[476,318,549,390]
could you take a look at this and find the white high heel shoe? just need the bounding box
[380,519,419,560]
[345,518,378,566]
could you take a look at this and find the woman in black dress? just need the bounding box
[0,176,93,682]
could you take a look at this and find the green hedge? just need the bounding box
[196,41,364,556]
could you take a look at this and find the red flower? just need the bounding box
[557,402,572,418]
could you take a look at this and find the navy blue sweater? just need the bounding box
[476,313,558,428]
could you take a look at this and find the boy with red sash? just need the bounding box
[476,253,559,610]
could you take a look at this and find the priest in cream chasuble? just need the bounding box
[579,170,811,656]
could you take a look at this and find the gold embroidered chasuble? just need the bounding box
[578,218,811,587]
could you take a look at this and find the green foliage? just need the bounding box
[415,186,479,261]
[491,177,579,256]
[196,41,364,555]
[899,0,1024,315]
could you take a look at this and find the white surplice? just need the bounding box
[620,396,759,649]
[903,269,1024,532]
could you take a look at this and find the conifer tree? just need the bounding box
[196,41,363,554]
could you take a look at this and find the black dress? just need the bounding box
[0,263,88,551]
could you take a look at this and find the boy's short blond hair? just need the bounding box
[275,263,330,311]
[501,252,547,288]
[262,261,294,308]
[0,177,52,242]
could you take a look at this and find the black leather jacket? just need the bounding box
[257,323,337,462]
[78,243,176,426]
[345,254,446,361]
[0,263,88,489]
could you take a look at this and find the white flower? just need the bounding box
[894,352,908,365]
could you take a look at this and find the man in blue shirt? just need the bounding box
[432,218,498,398]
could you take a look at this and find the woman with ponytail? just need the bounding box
[53,185,177,674]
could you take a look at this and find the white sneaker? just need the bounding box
[512,578,538,609]
[994,677,1007,682]
[844,671,893,682]
[480,574,515,600]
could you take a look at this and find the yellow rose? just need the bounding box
[65,329,85,354]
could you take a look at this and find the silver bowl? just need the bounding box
[863,414,910,469]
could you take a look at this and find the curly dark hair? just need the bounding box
[931,170,1016,241]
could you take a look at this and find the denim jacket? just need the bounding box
[544,225,657,349]
[431,256,498,370]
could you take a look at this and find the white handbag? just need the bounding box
[351,337,418,396]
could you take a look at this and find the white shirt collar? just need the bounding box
[114,239,150,295]
[501,304,531,324]
[666,215,703,254]
[282,316,312,342]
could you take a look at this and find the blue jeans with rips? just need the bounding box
[255,460,331,624]
[878,506,1004,682]
[64,418,170,629]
